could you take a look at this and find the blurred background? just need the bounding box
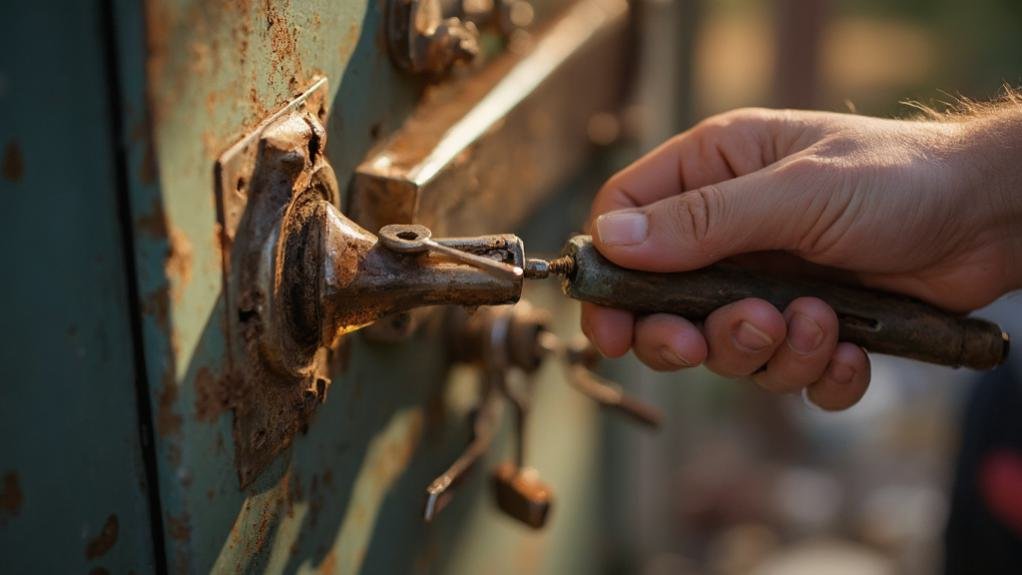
[591,0,1022,573]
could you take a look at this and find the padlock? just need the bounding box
[491,462,553,529]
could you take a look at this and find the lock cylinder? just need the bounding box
[265,191,527,376]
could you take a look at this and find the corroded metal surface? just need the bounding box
[216,95,336,489]
[109,0,624,572]
[385,0,480,75]
[0,3,158,573]
[217,93,530,487]
[351,0,630,236]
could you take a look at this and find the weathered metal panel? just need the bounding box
[0,2,157,573]
[112,0,611,571]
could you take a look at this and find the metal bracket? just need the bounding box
[213,77,336,487]
[352,0,629,237]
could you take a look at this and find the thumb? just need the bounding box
[591,168,801,272]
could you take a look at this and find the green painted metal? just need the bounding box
[104,0,607,573]
[0,2,157,573]
[0,0,611,571]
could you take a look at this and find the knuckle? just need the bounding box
[773,154,830,181]
[662,186,722,248]
[694,108,772,135]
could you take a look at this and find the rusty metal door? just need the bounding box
[0,0,657,573]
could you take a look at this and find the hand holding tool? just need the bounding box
[531,235,1009,370]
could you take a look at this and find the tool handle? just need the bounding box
[561,236,1009,370]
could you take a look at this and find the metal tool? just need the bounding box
[533,235,1010,371]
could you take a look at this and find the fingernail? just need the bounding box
[787,313,824,355]
[734,321,774,352]
[595,211,648,246]
[659,347,694,368]
[826,362,855,384]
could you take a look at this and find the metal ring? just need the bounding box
[378,223,433,253]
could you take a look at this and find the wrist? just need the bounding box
[949,111,1022,292]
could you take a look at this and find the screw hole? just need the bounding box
[238,307,258,322]
[235,177,246,192]
[397,231,419,240]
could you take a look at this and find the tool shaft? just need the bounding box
[559,235,1008,370]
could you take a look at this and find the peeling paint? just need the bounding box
[165,226,193,302]
[166,511,191,541]
[194,366,232,422]
[157,380,182,437]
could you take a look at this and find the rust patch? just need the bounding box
[3,141,23,182]
[141,289,171,335]
[166,226,193,302]
[0,472,23,522]
[166,511,191,541]
[248,87,271,123]
[195,367,236,422]
[188,41,212,75]
[85,514,119,560]
[338,23,359,60]
[319,550,336,574]
[135,198,168,238]
[212,221,230,273]
[157,380,182,437]
[264,0,304,83]
[193,368,221,421]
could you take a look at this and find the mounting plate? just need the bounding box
[213,77,339,488]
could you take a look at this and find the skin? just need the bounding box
[583,107,1022,411]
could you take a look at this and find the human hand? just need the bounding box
[584,107,1022,410]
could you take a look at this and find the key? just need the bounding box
[378,224,524,280]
